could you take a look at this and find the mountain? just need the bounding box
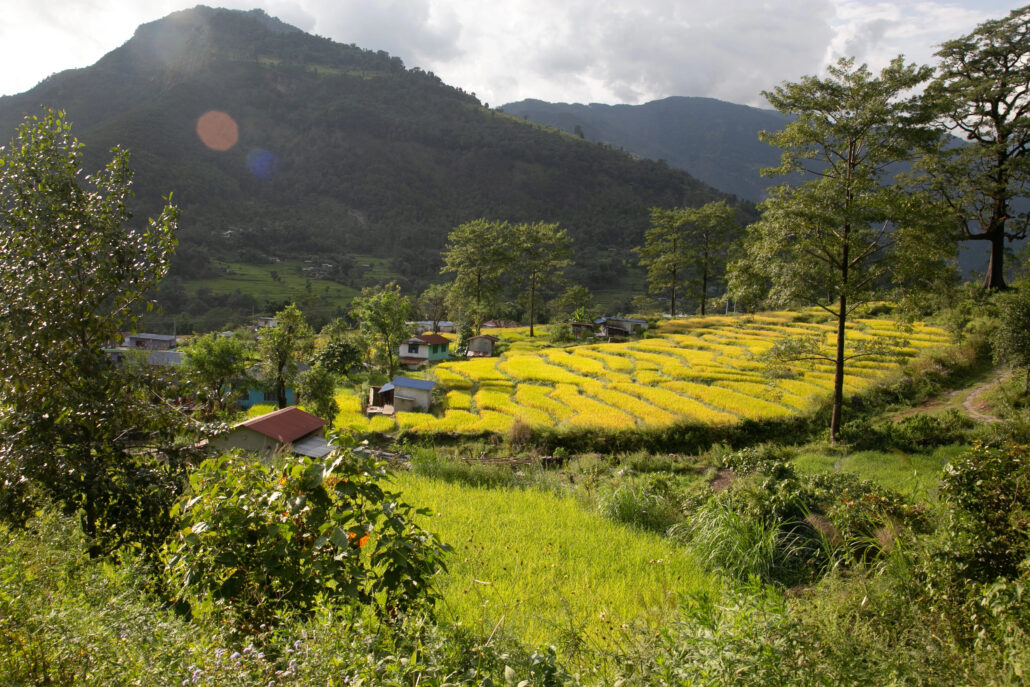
[500,97,792,202]
[0,6,745,322]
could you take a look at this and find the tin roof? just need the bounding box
[238,406,327,443]
[382,376,435,393]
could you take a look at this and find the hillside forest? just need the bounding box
[1,5,1030,687]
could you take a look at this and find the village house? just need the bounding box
[398,333,451,369]
[595,316,648,338]
[121,332,177,350]
[367,376,435,415]
[209,406,334,458]
[466,334,499,357]
[254,316,278,329]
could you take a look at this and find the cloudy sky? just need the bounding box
[0,1,1016,108]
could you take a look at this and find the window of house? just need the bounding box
[408,343,419,354]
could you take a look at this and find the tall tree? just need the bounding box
[259,304,314,408]
[640,207,692,317]
[416,283,451,333]
[684,201,740,315]
[441,219,509,334]
[511,221,572,336]
[352,282,411,377]
[922,6,1030,290]
[737,57,949,442]
[0,109,185,555]
[182,333,251,416]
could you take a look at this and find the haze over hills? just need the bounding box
[0,5,745,320]
[500,97,791,203]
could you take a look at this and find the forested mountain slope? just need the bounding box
[0,6,743,294]
[501,96,791,202]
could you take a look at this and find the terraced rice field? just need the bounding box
[334,311,950,435]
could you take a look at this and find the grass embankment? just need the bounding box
[393,471,714,661]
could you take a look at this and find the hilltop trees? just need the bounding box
[641,201,740,317]
[441,219,509,333]
[512,222,572,336]
[735,58,952,442]
[442,218,574,334]
[0,109,185,555]
[922,6,1030,290]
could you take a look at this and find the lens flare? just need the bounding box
[196,110,238,151]
[247,148,278,180]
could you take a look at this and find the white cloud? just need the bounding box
[0,0,1013,108]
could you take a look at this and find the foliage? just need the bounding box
[296,363,339,420]
[351,281,411,377]
[938,441,1030,583]
[182,332,251,415]
[0,108,191,558]
[737,57,952,441]
[165,444,448,631]
[548,284,597,322]
[840,409,974,452]
[311,335,362,375]
[258,303,314,408]
[922,5,1030,289]
[993,285,1030,392]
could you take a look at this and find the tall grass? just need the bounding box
[392,471,715,670]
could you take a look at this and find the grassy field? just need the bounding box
[393,471,714,666]
[184,260,360,310]
[332,311,951,436]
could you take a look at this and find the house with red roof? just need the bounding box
[209,406,334,458]
[398,333,451,369]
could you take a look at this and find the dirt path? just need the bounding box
[892,367,1009,424]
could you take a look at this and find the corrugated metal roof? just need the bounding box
[391,376,435,391]
[239,406,327,443]
[292,435,335,458]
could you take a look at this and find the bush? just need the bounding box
[596,475,681,533]
[165,439,448,630]
[840,410,974,452]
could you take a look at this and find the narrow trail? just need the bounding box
[892,367,1010,424]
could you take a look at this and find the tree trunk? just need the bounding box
[528,277,536,337]
[830,293,847,444]
[276,379,287,409]
[700,265,708,317]
[670,267,677,318]
[982,232,1008,290]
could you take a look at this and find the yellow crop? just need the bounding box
[500,355,586,385]
[515,384,576,421]
[665,381,793,420]
[611,383,738,425]
[550,384,636,429]
[446,390,472,411]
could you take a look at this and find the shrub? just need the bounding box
[165,439,448,630]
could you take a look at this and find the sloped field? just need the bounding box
[335,312,949,435]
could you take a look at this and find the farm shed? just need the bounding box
[210,406,333,458]
[466,334,499,357]
[399,333,452,369]
[368,376,435,414]
[570,322,596,338]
